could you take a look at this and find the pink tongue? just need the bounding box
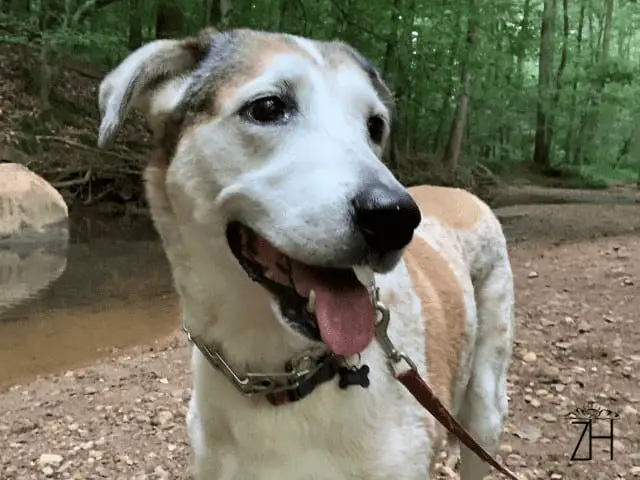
[290,263,375,356]
[313,280,375,356]
[245,232,375,356]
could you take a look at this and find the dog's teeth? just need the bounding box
[353,266,375,288]
[307,290,316,313]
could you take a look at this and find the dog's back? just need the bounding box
[401,185,514,478]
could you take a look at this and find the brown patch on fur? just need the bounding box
[208,33,315,111]
[408,185,482,231]
[144,152,172,210]
[250,35,315,72]
[318,43,358,69]
[403,235,467,451]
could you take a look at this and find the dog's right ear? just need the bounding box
[336,43,398,168]
[97,27,218,150]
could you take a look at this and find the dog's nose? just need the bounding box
[352,184,422,255]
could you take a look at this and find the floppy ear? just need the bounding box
[338,44,398,168]
[97,27,218,149]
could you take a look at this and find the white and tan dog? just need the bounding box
[97,27,515,480]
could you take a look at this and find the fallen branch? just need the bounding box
[35,135,141,164]
[51,168,92,188]
[83,185,114,206]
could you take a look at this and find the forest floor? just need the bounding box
[2,202,640,480]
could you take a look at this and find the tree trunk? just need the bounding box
[515,0,531,85]
[546,0,569,155]
[564,2,585,164]
[128,0,143,50]
[209,0,232,28]
[156,0,183,39]
[441,0,476,174]
[575,0,615,165]
[601,0,614,61]
[432,79,454,152]
[380,0,401,78]
[531,0,556,171]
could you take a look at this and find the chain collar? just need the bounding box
[180,281,406,403]
[182,316,334,401]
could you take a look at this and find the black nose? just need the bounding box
[352,184,422,255]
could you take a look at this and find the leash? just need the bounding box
[373,294,521,480]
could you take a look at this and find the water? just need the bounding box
[0,214,178,389]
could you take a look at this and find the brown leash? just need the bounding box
[396,369,520,480]
[373,296,520,480]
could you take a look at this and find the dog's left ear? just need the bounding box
[339,44,398,167]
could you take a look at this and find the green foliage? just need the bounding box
[1,0,639,187]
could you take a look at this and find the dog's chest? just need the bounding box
[189,351,432,479]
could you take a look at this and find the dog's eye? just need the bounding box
[367,115,386,144]
[241,96,291,125]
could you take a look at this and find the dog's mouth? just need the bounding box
[226,222,375,357]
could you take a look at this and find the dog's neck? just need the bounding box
[165,223,321,373]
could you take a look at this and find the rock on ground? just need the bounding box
[0,163,69,242]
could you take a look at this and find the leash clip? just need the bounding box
[372,287,417,376]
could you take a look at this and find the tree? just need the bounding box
[441,0,477,175]
[155,0,183,39]
[532,0,556,171]
[128,0,143,50]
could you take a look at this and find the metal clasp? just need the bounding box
[373,292,417,376]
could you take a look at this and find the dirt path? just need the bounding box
[1,203,639,480]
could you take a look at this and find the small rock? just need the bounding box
[38,454,63,467]
[157,410,174,425]
[550,474,562,480]
[623,405,638,416]
[630,466,640,477]
[515,425,542,442]
[527,271,539,279]
[500,444,513,454]
[523,352,537,363]
[42,466,54,477]
[530,398,541,408]
[541,413,557,422]
[577,321,592,333]
[154,465,170,480]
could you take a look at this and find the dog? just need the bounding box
[97,27,515,480]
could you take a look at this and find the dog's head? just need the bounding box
[98,28,421,356]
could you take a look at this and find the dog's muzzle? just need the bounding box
[226,222,377,357]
